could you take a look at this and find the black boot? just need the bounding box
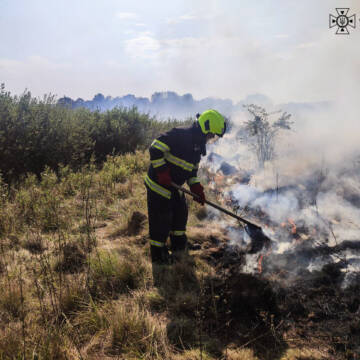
[170,235,187,262]
[151,245,171,287]
[150,245,171,265]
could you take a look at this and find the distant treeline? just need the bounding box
[58,90,240,120]
[59,90,331,123]
[0,84,191,184]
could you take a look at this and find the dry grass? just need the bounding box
[0,322,24,359]
[0,151,343,359]
[0,281,24,320]
[87,248,151,299]
[279,347,327,360]
[106,302,169,358]
[222,348,259,360]
[170,349,215,360]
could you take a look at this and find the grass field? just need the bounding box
[0,151,336,359]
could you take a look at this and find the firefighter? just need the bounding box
[145,109,226,265]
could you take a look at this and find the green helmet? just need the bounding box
[197,109,226,137]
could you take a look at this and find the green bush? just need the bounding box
[14,172,67,232]
[0,84,190,184]
[101,158,129,185]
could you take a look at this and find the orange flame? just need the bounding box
[214,174,225,186]
[288,218,297,234]
[258,254,264,273]
[280,218,297,234]
[258,248,273,274]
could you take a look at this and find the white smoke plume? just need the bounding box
[203,96,360,285]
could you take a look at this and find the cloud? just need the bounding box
[115,12,138,20]
[165,11,218,25]
[124,32,161,59]
[295,42,317,49]
[0,55,158,99]
[180,14,197,21]
[0,56,71,72]
[166,13,198,25]
[2,0,360,105]
[274,34,289,39]
[0,56,75,96]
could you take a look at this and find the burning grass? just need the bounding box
[195,149,360,358]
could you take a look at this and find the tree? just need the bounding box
[238,104,293,168]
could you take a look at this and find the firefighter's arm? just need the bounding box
[149,134,171,172]
[149,134,172,186]
[187,165,205,205]
[187,164,200,187]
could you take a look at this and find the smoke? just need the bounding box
[230,184,299,224]
[203,91,360,286]
[282,106,360,171]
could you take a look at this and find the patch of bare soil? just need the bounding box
[125,211,147,236]
[277,273,360,359]
[194,228,360,359]
[54,242,86,273]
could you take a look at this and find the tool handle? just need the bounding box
[171,182,261,229]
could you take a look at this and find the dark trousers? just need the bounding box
[146,187,188,262]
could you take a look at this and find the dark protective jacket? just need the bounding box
[145,122,206,199]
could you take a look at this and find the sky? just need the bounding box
[0,0,359,104]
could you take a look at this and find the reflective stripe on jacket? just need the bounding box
[145,123,205,199]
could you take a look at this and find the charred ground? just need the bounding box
[186,226,360,359]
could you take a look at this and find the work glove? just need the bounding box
[156,166,172,187]
[190,183,205,205]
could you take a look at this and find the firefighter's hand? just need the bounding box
[156,167,172,186]
[190,183,205,205]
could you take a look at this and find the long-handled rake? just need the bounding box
[171,182,272,252]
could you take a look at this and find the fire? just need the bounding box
[288,218,297,234]
[258,254,264,273]
[214,173,225,186]
[281,218,297,234]
[258,248,272,274]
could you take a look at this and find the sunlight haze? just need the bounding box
[1,0,359,104]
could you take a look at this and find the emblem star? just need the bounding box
[329,8,356,35]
